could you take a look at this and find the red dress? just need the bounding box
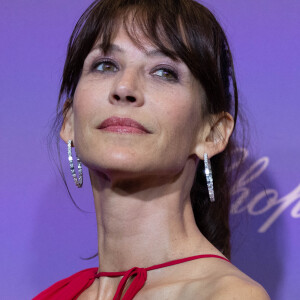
[33,254,230,300]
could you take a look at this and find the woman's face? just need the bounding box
[65,25,207,180]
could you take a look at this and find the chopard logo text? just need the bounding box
[230,149,300,233]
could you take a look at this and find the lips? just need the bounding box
[98,116,150,134]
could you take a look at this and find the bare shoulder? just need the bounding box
[210,274,270,300]
[178,259,270,300]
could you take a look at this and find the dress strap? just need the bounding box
[146,254,230,271]
[95,254,229,300]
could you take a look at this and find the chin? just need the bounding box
[80,146,186,180]
[83,151,148,174]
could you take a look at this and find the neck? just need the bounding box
[90,159,212,272]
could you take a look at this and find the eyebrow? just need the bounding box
[94,43,174,59]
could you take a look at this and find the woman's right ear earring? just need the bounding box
[204,153,215,202]
[68,140,83,188]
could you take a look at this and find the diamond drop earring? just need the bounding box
[68,140,83,188]
[204,153,215,202]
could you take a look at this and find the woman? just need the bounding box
[35,0,270,299]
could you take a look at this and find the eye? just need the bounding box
[152,67,178,81]
[94,60,118,73]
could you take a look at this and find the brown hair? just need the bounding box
[51,0,241,259]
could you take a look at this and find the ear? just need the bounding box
[193,112,234,160]
[60,100,74,144]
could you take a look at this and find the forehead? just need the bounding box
[92,25,178,61]
[91,13,181,61]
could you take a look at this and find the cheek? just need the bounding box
[162,97,200,140]
[72,81,102,148]
[73,79,108,129]
[74,80,100,116]
[155,94,202,163]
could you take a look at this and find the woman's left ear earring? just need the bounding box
[68,140,83,188]
[204,153,215,202]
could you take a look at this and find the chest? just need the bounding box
[78,279,212,300]
[133,279,213,300]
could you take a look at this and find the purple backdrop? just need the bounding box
[1,1,299,299]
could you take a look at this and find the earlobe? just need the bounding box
[59,102,74,144]
[193,112,234,160]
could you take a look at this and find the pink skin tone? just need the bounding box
[60,24,234,297]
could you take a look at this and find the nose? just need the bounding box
[109,68,144,107]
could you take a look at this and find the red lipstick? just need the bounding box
[98,117,150,134]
